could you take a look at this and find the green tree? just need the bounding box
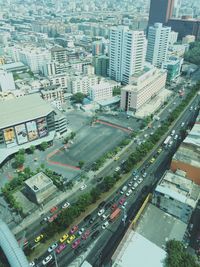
[14,153,25,168]
[78,160,85,168]
[29,145,35,154]
[39,141,49,151]
[71,92,85,103]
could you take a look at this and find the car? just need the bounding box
[142,172,147,178]
[81,230,90,240]
[29,262,35,267]
[42,255,53,265]
[150,157,155,164]
[98,208,105,216]
[50,206,58,213]
[133,182,138,188]
[62,202,70,209]
[34,234,44,243]
[138,178,143,184]
[91,230,100,239]
[111,203,118,211]
[72,239,81,249]
[80,184,87,191]
[70,225,78,234]
[102,214,109,220]
[131,185,136,191]
[171,130,175,136]
[115,166,121,172]
[133,174,139,181]
[48,242,58,253]
[114,156,119,161]
[181,122,185,127]
[66,234,76,244]
[48,213,58,223]
[56,243,66,254]
[84,214,92,222]
[40,216,50,224]
[78,228,85,236]
[98,201,106,209]
[89,217,95,224]
[189,106,193,111]
[157,148,162,154]
[174,134,178,140]
[102,221,109,229]
[119,197,126,205]
[132,170,137,176]
[122,201,128,209]
[126,189,133,197]
[128,181,133,187]
[60,234,69,243]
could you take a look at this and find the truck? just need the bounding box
[163,136,171,147]
[110,208,121,222]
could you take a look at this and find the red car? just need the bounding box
[81,230,90,240]
[72,239,81,249]
[111,203,118,211]
[119,197,126,205]
[48,213,58,223]
[70,225,78,234]
[56,243,66,254]
[50,206,58,213]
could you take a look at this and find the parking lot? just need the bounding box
[49,122,129,168]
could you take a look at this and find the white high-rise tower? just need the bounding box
[146,23,171,68]
[109,26,147,85]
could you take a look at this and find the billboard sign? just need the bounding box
[26,120,38,141]
[37,117,48,137]
[15,123,28,144]
[3,127,17,147]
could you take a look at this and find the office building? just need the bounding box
[0,70,15,92]
[89,82,113,102]
[51,47,68,64]
[148,0,175,26]
[162,56,183,82]
[120,66,167,112]
[109,26,146,85]
[146,23,171,68]
[92,41,104,56]
[152,170,200,223]
[93,55,109,77]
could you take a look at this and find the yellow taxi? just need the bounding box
[66,235,76,244]
[34,234,44,243]
[60,234,69,243]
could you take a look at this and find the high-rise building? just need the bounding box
[93,55,109,77]
[109,26,147,85]
[146,23,171,68]
[148,0,175,26]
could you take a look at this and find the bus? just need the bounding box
[110,208,121,222]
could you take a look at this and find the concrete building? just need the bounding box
[152,170,200,223]
[162,56,183,83]
[51,47,68,64]
[120,66,167,112]
[54,110,68,136]
[93,55,109,77]
[24,172,57,204]
[49,73,68,90]
[148,0,175,26]
[0,70,15,92]
[0,95,56,164]
[92,41,104,56]
[109,26,147,84]
[171,116,200,185]
[40,85,64,105]
[68,75,99,95]
[182,35,196,44]
[169,31,178,45]
[89,82,113,102]
[146,23,171,68]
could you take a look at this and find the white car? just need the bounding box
[98,208,105,216]
[48,242,58,253]
[42,255,53,265]
[62,202,70,209]
[102,221,109,229]
[102,214,109,220]
[138,178,143,184]
[133,182,139,187]
[142,172,147,178]
[126,189,133,197]
[122,201,128,209]
[181,122,185,127]
[29,262,35,267]
[174,134,178,140]
[80,184,87,191]
[78,227,85,235]
[128,181,133,187]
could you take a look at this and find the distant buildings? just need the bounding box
[120,66,167,112]
[152,170,200,223]
[50,47,68,64]
[68,75,99,94]
[148,0,174,26]
[109,26,146,84]
[146,23,171,68]
[0,70,15,91]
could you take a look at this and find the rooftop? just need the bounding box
[0,94,54,129]
[25,172,52,191]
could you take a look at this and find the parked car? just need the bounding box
[102,221,109,229]
[60,234,69,243]
[62,202,70,209]
[34,234,44,243]
[98,208,105,216]
[78,228,85,236]
[70,225,78,234]
[126,189,133,197]
[42,255,53,265]
[50,206,58,213]
[56,243,66,254]
[119,197,126,205]
[66,235,76,244]
[72,239,81,249]
[80,184,87,191]
[48,242,58,253]
[81,230,90,240]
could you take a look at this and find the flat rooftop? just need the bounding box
[112,230,166,267]
[25,172,52,191]
[136,204,187,249]
[0,94,54,129]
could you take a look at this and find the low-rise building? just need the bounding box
[89,82,113,101]
[0,70,16,92]
[40,85,64,106]
[68,75,99,95]
[182,35,196,44]
[24,172,57,204]
[49,73,69,90]
[54,110,68,136]
[162,56,183,82]
[152,170,200,223]
[120,66,167,113]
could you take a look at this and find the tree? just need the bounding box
[113,86,121,96]
[71,92,85,103]
[14,153,25,168]
[78,160,85,168]
[39,141,49,151]
[29,145,35,154]
[70,132,76,139]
